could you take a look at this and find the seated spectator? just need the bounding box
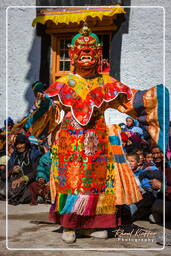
[138,165,163,193]
[125,134,142,154]
[149,169,171,223]
[126,153,160,220]
[141,150,156,170]
[144,151,153,164]
[121,117,135,132]
[0,135,6,158]
[149,145,171,223]
[151,145,164,171]
[0,156,7,179]
[134,148,145,168]
[8,134,41,205]
[7,123,29,150]
[121,116,143,136]
[127,153,141,173]
[0,155,9,200]
[127,153,161,191]
[29,150,51,205]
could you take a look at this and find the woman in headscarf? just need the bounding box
[8,134,41,205]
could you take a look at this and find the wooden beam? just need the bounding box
[46,24,117,34]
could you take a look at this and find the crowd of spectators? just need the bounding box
[0,117,51,205]
[0,115,171,226]
[121,117,171,224]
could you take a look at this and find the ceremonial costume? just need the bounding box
[22,24,169,241]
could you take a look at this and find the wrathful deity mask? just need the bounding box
[68,24,103,70]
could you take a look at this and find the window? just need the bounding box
[35,7,125,82]
[59,38,71,72]
[51,34,73,82]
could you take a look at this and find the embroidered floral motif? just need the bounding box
[58,130,73,154]
[67,161,82,189]
[83,131,99,155]
[92,162,107,190]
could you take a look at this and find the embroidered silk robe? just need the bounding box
[23,73,169,216]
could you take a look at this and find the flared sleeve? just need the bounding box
[23,95,61,138]
[114,84,169,152]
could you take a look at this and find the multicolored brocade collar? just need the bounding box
[45,74,132,126]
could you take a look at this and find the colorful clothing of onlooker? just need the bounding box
[29,150,51,204]
[36,150,51,182]
[138,165,163,193]
[8,135,41,205]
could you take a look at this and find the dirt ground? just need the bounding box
[0,201,171,256]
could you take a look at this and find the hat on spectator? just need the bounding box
[14,134,30,147]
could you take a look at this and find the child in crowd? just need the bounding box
[127,153,141,174]
[126,153,162,220]
[127,153,162,193]
[134,149,145,168]
[144,151,153,164]
[140,150,156,170]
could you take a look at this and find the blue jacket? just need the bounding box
[134,165,162,191]
[36,150,51,182]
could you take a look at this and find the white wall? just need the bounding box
[106,0,171,124]
[0,0,40,127]
[0,0,170,127]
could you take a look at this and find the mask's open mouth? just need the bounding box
[79,55,92,62]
